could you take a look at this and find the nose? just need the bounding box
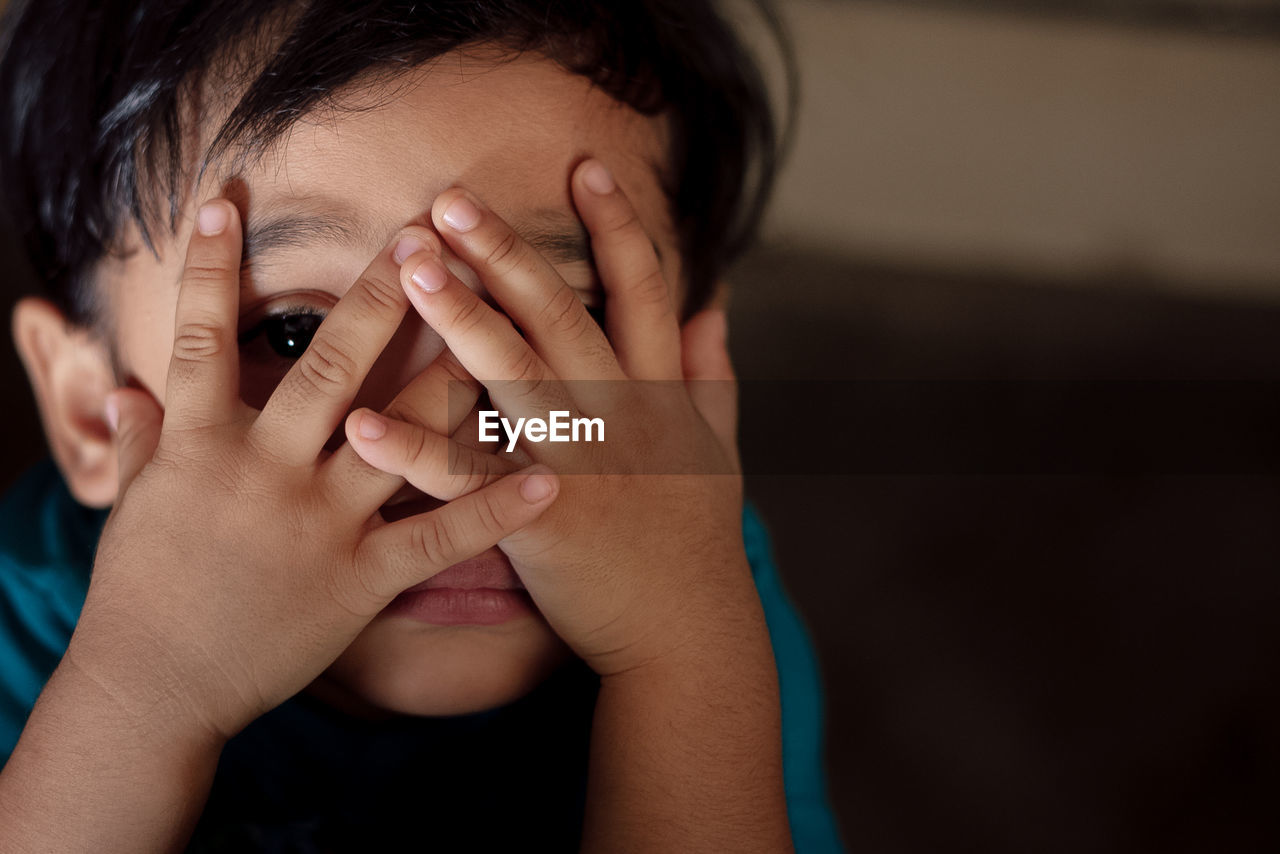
[349,309,450,408]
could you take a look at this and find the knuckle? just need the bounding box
[458,470,491,500]
[540,288,593,340]
[351,272,406,316]
[295,334,357,393]
[500,340,544,384]
[411,517,457,568]
[521,372,558,410]
[182,263,235,286]
[471,490,506,536]
[631,269,673,311]
[482,229,524,275]
[599,205,642,241]
[446,293,489,336]
[402,422,436,471]
[450,448,499,497]
[171,319,227,361]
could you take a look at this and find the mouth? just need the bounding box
[378,487,529,629]
[400,551,526,592]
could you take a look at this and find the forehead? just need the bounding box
[199,51,677,282]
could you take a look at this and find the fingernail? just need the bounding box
[520,471,556,504]
[196,201,229,236]
[393,236,427,265]
[358,411,387,440]
[103,394,119,433]
[442,197,480,232]
[409,256,448,293]
[582,160,615,195]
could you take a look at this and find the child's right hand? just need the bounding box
[68,199,559,744]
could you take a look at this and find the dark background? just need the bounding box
[729,245,1280,853]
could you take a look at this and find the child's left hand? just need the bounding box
[344,158,767,679]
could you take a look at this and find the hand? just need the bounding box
[73,199,559,743]
[343,159,766,678]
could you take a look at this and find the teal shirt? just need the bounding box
[0,459,844,851]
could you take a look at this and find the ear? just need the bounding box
[11,297,118,508]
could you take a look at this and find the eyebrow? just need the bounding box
[238,207,601,279]
[242,214,373,265]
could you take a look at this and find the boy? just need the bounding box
[0,0,842,850]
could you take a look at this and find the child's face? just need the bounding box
[100,52,683,716]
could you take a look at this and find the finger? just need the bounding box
[164,199,245,430]
[249,228,431,465]
[318,348,482,513]
[571,159,682,381]
[106,387,164,496]
[431,188,623,382]
[344,408,519,501]
[384,346,481,437]
[397,247,578,421]
[681,308,739,463]
[354,465,558,602]
[451,404,536,468]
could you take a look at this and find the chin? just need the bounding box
[318,614,575,718]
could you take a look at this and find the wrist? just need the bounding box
[599,615,777,698]
[597,546,771,679]
[0,650,225,853]
[585,599,791,853]
[59,628,233,752]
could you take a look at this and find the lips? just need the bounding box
[373,486,529,627]
[382,547,533,626]
[404,549,525,592]
[379,490,526,593]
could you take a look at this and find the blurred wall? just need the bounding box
[740,0,1280,299]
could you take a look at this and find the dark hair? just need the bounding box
[0,0,793,326]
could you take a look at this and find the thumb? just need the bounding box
[681,308,739,463]
[105,387,164,496]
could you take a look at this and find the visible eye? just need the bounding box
[238,310,325,360]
